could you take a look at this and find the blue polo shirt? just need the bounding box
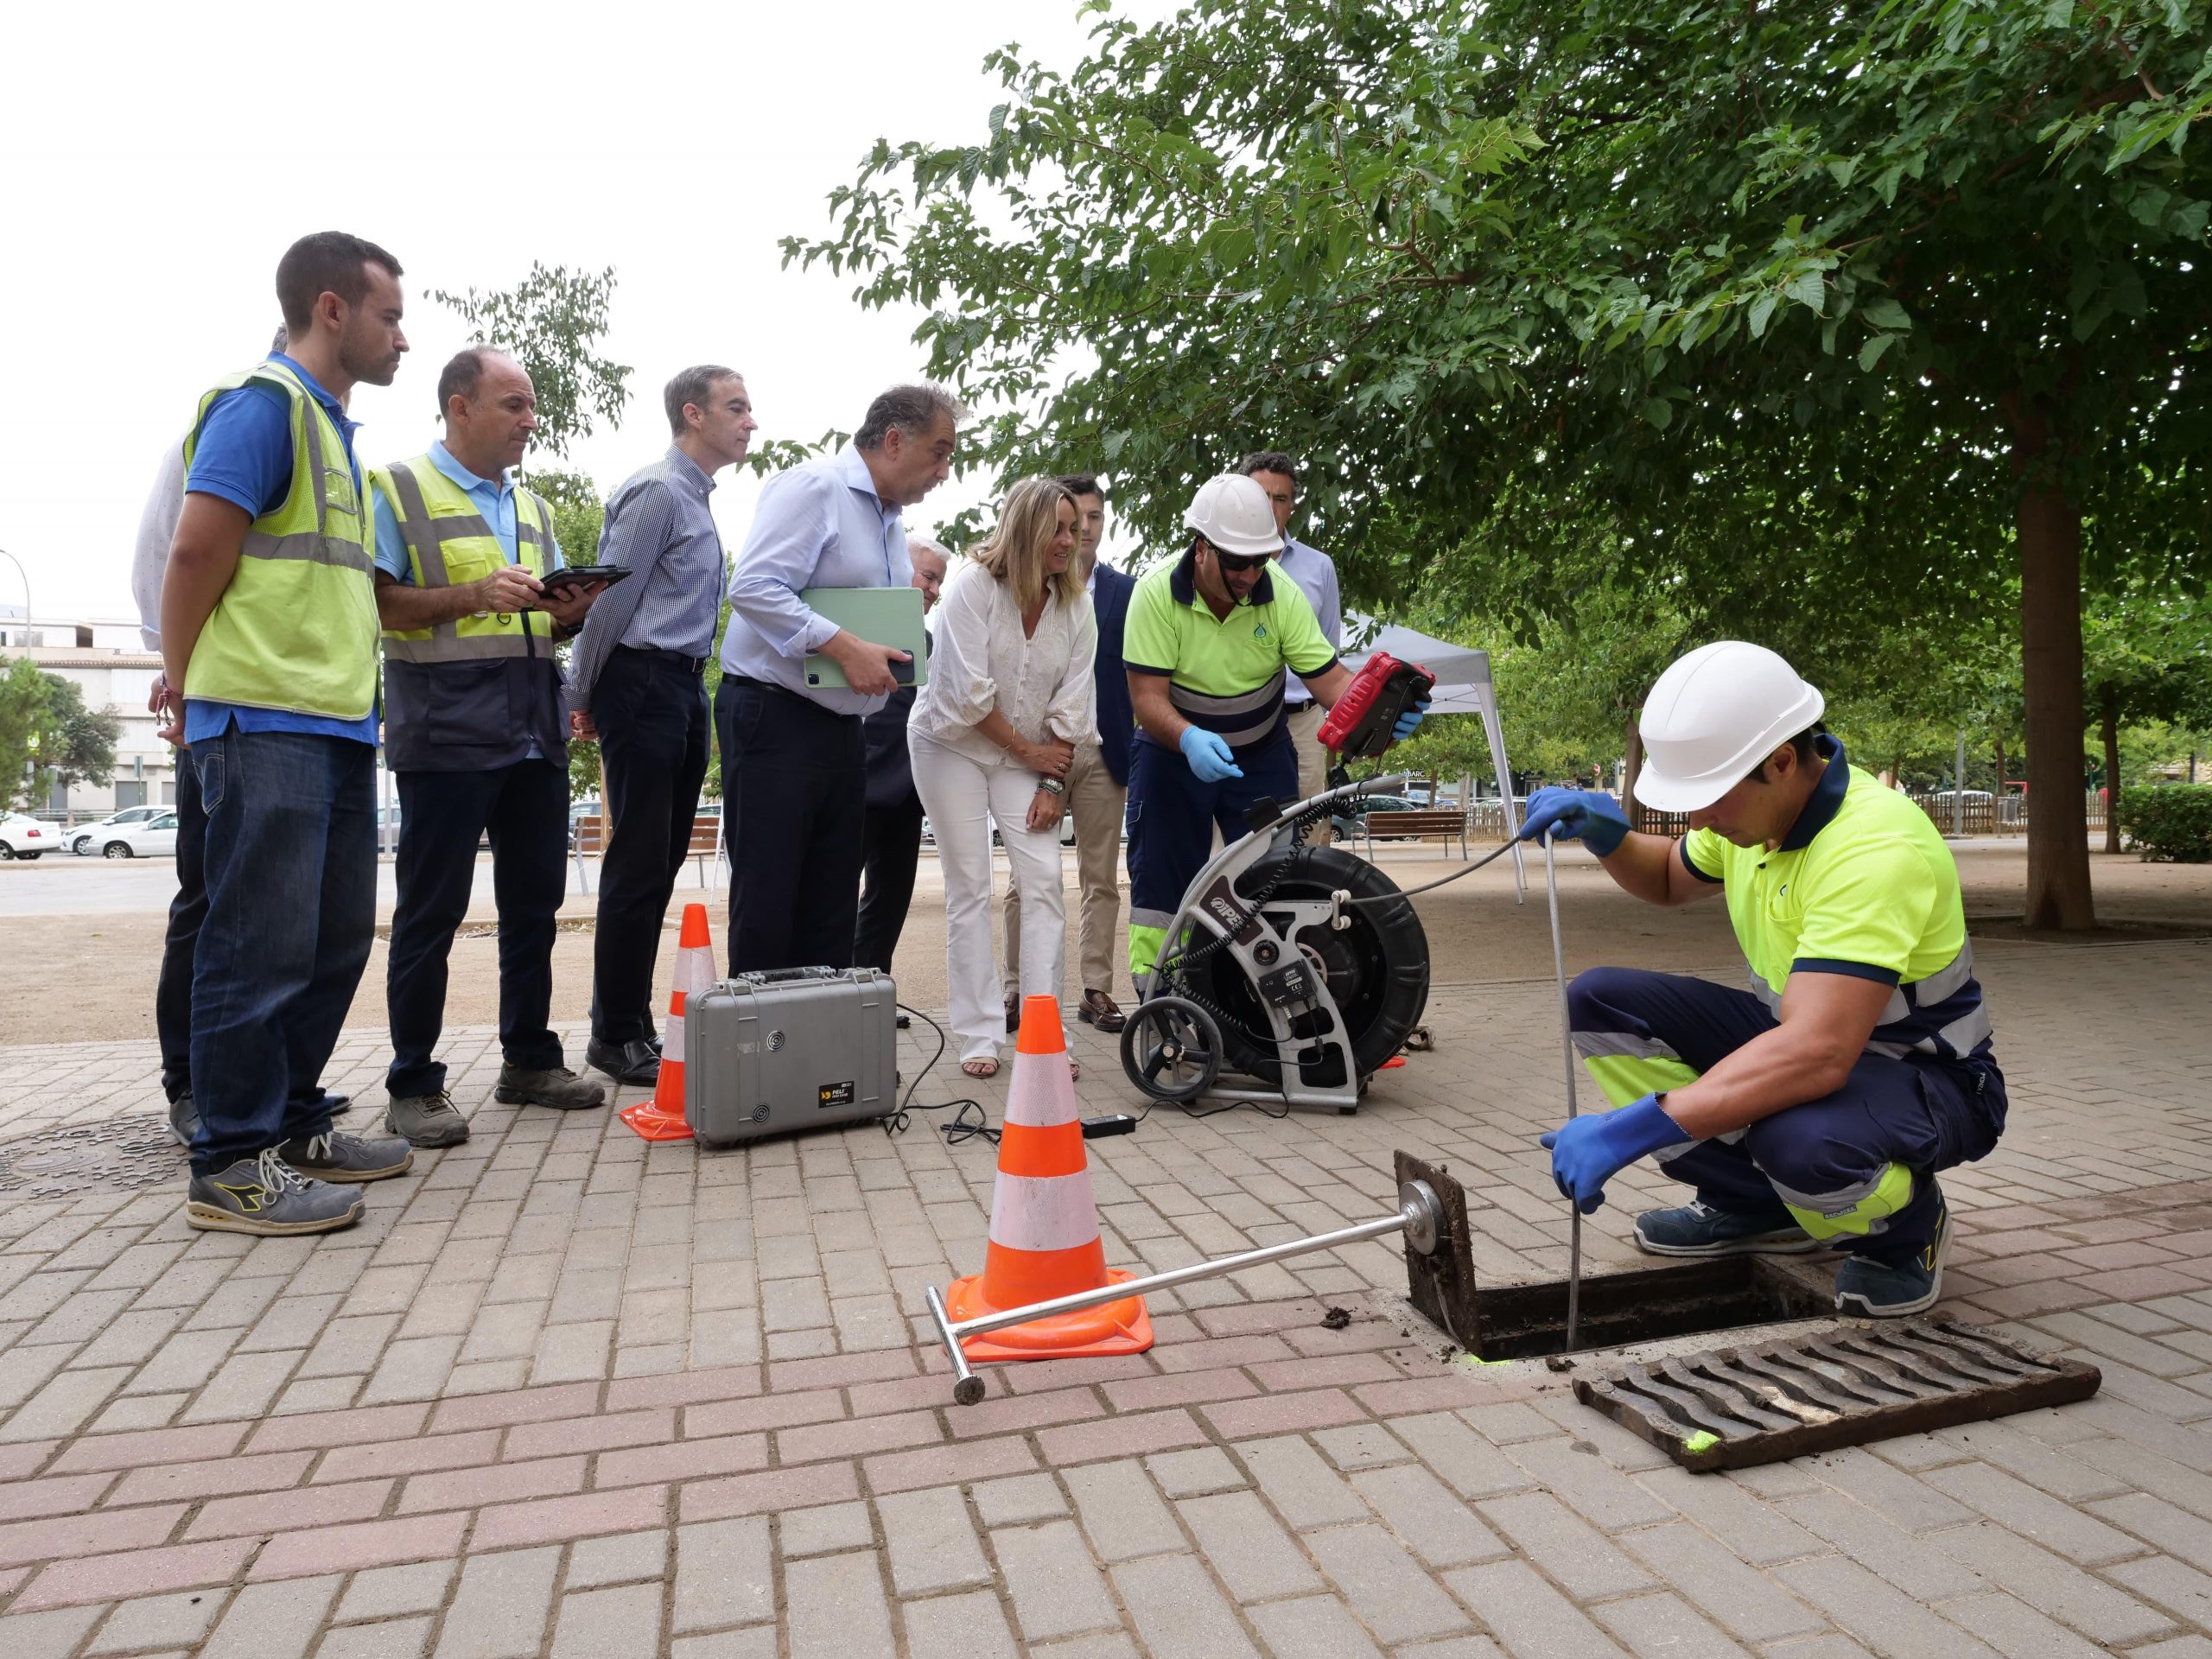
[181,353,378,746]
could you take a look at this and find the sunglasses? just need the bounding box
[1211,550,1270,575]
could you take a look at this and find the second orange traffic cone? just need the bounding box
[943,995,1154,1362]
[619,903,714,1142]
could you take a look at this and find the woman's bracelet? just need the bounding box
[1038,776,1065,796]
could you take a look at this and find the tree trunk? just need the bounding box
[1623,717,1643,825]
[2101,684,2122,856]
[2014,412,2095,930]
[1993,733,2006,794]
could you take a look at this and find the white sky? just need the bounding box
[0,0,1161,626]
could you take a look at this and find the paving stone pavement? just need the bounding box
[0,935,2207,1656]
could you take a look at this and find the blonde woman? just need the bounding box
[909,479,1097,1078]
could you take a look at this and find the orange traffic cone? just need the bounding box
[618,903,714,1142]
[943,995,1154,1362]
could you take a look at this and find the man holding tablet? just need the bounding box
[372,346,608,1146]
[718,383,964,974]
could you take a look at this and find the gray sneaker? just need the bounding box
[385,1091,471,1148]
[187,1148,363,1236]
[167,1093,200,1150]
[280,1129,414,1183]
[495,1065,608,1112]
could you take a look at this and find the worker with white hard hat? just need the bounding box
[1518,641,2006,1318]
[1121,473,1427,985]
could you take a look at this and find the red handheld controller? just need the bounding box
[1317,652,1436,759]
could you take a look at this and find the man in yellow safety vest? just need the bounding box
[372,347,609,1148]
[158,232,418,1236]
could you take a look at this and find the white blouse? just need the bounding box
[908,559,1096,768]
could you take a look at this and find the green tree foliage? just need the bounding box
[2119,784,2212,861]
[0,657,51,810]
[0,661,120,810]
[432,264,632,460]
[2084,582,2212,844]
[791,0,2210,928]
[41,677,118,793]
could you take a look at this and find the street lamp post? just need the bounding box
[0,549,28,648]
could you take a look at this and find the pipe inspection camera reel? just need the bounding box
[1121,652,1438,1114]
[1120,770,1432,1115]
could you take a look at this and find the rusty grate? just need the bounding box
[1574,1318,2101,1472]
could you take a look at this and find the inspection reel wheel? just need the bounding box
[1120,995,1224,1103]
[1195,846,1429,1089]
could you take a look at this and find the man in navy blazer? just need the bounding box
[854,539,949,978]
[1004,474,1137,1032]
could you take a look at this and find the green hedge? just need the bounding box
[2119,785,2212,863]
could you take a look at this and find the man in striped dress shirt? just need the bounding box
[567,366,757,1085]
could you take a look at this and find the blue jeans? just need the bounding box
[188,728,378,1174]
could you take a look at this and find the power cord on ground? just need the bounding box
[886,1003,1287,1147]
[883,1004,995,1144]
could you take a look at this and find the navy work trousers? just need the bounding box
[1568,966,2006,1261]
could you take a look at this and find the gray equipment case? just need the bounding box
[684,967,899,1148]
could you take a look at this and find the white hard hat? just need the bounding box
[1182,474,1283,558]
[1634,641,1825,813]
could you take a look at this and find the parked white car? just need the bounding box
[67,805,169,855]
[0,813,55,860]
[96,812,181,859]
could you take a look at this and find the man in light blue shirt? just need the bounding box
[1243,450,1344,828]
[716,383,964,973]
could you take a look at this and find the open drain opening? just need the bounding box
[1467,1256,1834,1362]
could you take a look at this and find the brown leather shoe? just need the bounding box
[1077,988,1128,1033]
[1005,992,1020,1033]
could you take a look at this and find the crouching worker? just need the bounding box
[1522,641,2005,1318]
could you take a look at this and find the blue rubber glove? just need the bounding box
[1519,786,1631,856]
[1540,1094,1691,1214]
[1179,727,1244,783]
[1392,699,1431,742]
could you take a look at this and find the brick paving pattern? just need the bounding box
[0,934,2205,1654]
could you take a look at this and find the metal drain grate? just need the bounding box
[1574,1318,2101,1472]
[0,1115,184,1198]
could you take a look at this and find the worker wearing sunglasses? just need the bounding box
[1120,473,1427,987]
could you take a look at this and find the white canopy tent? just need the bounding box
[1340,616,1527,899]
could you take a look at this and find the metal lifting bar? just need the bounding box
[926,1180,1446,1405]
[1541,827,1585,1352]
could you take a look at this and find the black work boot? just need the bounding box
[495,1065,608,1111]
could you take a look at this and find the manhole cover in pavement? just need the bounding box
[0,1115,183,1197]
[1573,1318,2101,1472]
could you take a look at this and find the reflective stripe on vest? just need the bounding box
[180,361,379,721]
[375,457,555,664]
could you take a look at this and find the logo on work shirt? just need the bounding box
[1253,622,1268,640]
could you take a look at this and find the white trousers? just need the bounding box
[911,733,1066,1061]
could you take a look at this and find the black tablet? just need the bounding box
[540,564,632,594]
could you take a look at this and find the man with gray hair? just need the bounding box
[1242,450,1343,830]
[718,383,963,974]
[568,365,757,1085]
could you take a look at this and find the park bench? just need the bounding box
[571,813,724,893]
[1353,808,1471,859]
